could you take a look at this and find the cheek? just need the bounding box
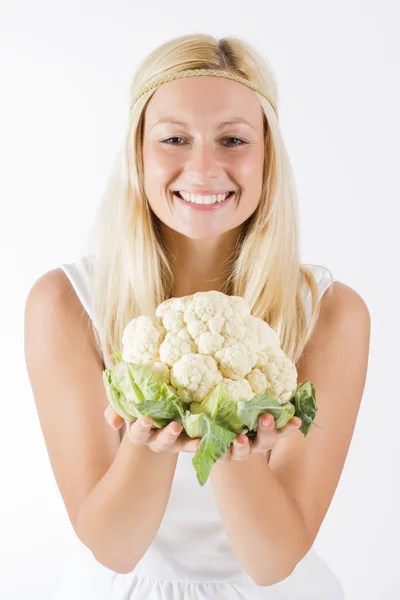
[143,149,178,194]
[236,148,264,179]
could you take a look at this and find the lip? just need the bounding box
[173,191,235,211]
[174,189,235,195]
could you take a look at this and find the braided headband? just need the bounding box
[128,68,278,120]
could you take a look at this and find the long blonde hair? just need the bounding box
[83,33,333,369]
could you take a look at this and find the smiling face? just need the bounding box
[141,75,266,240]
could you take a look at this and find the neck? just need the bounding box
[161,226,242,298]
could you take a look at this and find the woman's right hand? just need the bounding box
[104,405,200,453]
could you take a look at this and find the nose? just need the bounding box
[185,143,221,179]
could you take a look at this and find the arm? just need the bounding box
[24,269,178,574]
[76,431,179,573]
[210,453,308,586]
[211,282,370,586]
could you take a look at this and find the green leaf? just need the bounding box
[102,361,183,429]
[192,415,237,486]
[237,394,295,432]
[135,397,186,426]
[189,381,243,435]
[112,362,145,403]
[103,366,143,421]
[127,363,165,402]
[289,381,321,436]
[183,412,208,438]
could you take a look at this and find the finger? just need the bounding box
[104,405,125,430]
[277,416,302,437]
[231,434,251,461]
[128,416,155,444]
[251,413,277,452]
[149,421,184,453]
[177,434,202,453]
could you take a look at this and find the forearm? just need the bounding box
[210,453,309,586]
[75,429,178,574]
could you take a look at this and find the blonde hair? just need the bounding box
[84,33,333,369]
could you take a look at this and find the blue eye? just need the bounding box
[160,137,247,147]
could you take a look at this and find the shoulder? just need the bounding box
[319,280,370,324]
[298,279,371,385]
[25,267,101,360]
[26,267,76,304]
[25,266,94,316]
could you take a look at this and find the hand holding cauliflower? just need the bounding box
[103,290,319,485]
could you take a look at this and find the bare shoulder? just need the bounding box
[26,267,96,336]
[28,267,76,300]
[24,267,121,530]
[320,279,370,319]
[298,280,370,363]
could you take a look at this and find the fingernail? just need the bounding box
[262,415,273,427]
[140,419,152,428]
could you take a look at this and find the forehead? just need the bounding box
[144,75,264,127]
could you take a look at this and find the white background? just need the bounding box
[1,0,399,598]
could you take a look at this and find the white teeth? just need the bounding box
[179,192,231,204]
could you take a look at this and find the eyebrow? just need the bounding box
[152,117,256,131]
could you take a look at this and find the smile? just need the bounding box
[173,190,235,206]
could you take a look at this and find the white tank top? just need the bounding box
[54,255,344,600]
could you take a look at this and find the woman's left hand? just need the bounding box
[218,413,302,462]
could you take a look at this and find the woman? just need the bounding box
[24,33,370,599]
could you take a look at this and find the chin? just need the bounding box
[183,230,223,241]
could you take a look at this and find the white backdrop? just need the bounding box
[1,0,399,598]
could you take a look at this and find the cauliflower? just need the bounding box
[105,290,319,486]
[120,290,297,405]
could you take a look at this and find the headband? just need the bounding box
[128,68,278,120]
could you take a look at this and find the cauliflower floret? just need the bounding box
[246,367,268,395]
[185,313,208,339]
[171,353,222,403]
[222,336,240,349]
[245,316,281,347]
[257,347,298,403]
[122,315,166,362]
[244,316,282,368]
[196,331,225,354]
[222,377,255,403]
[220,309,247,341]
[207,314,225,334]
[227,295,251,319]
[158,307,185,334]
[214,341,257,380]
[184,290,229,323]
[159,329,197,367]
[155,295,191,318]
